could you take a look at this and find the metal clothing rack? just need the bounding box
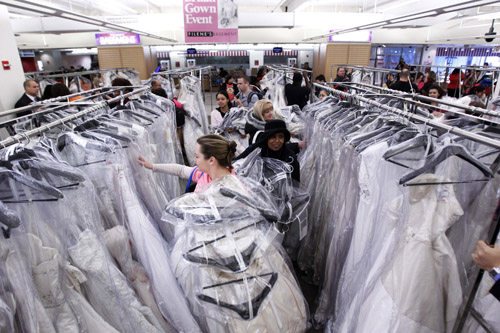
[26,67,137,94]
[0,86,150,148]
[313,82,500,333]
[330,64,419,86]
[313,82,500,151]
[25,67,135,80]
[336,81,500,120]
[0,86,145,120]
[153,66,214,109]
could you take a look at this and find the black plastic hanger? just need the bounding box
[197,272,278,320]
[399,144,494,185]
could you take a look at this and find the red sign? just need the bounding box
[2,61,10,70]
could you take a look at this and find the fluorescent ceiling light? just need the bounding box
[442,0,491,12]
[381,0,420,12]
[90,0,138,15]
[0,0,56,14]
[8,13,33,19]
[303,0,499,41]
[0,0,177,42]
[390,12,435,23]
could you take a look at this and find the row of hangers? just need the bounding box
[310,83,500,186]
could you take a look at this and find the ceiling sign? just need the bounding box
[329,30,372,42]
[95,33,141,45]
[183,0,238,43]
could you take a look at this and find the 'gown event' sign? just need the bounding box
[183,0,238,43]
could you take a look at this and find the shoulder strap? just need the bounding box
[185,166,204,192]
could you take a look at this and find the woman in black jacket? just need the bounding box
[237,120,300,183]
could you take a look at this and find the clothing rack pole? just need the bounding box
[341,81,500,118]
[0,86,150,148]
[315,82,500,332]
[27,67,135,80]
[453,201,500,333]
[313,82,500,150]
[335,81,498,124]
[0,86,145,121]
[0,87,106,118]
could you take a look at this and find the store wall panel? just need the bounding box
[347,44,371,66]
[120,47,147,80]
[97,48,122,70]
[98,47,148,80]
[325,44,349,80]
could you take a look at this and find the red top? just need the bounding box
[225,83,236,101]
[448,73,464,89]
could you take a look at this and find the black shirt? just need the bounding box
[389,80,418,93]
[285,84,310,109]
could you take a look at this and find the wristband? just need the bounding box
[489,267,500,281]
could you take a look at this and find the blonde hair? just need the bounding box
[253,99,274,121]
[197,134,237,169]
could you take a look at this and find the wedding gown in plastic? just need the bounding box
[163,175,308,333]
[334,173,464,333]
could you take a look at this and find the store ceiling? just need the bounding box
[3,0,500,48]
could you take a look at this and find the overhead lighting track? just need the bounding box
[0,0,177,43]
[303,0,500,41]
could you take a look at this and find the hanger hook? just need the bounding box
[21,133,31,145]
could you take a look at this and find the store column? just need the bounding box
[0,5,26,114]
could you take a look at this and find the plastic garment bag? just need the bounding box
[212,107,249,155]
[162,175,308,333]
[233,149,310,259]
[114,164,201,333]
[56,132,196,331]
[178,75,210,165]
[260,71,288,110]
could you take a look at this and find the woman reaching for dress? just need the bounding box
[137,134,237,193]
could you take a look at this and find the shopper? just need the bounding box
[427,85,446,117]
[333,67,350,91]
[415,72,425,91]
[51,83,71,98]
[237,120,300,183]
[107,78,134,108]
[257,66,267,81]
[382,73,395,88]
[244,99,275,144]
[41,85,53,100]
[211,91,233,127]
[389,69,418,93]
[468,84,487,104]
[285,72,311,109]
[151,79,162,91]
[315,75,326,83]
[318,89,330,100]
[137,134,237,193]
[14,80,40,114]
[447,68,464,98]
[219,67,228,80]
[221,74,239,103]
[235,75,259,109]
[472,240,500,301]
[420,70,437,96]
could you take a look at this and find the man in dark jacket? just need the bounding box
[14,80,40,116]
[389,69,418,93]
[472,240,500,301]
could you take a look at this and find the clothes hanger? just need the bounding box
[197,272,278,320]
[0,166,63,200]
[383,133,434,161]
[219,187,280,223]
[399,143,494,185]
